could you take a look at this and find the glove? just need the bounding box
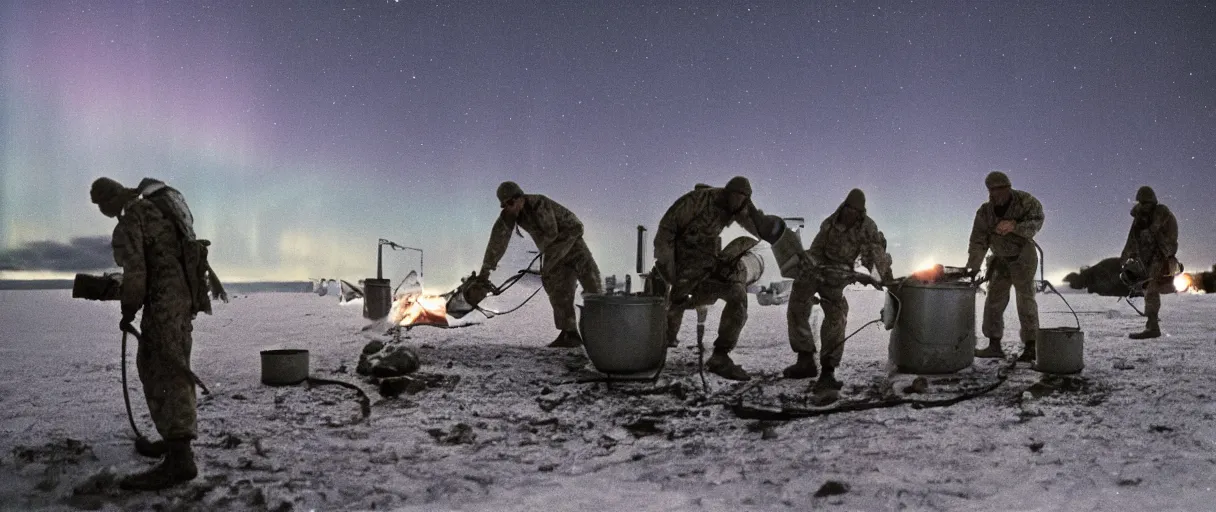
[964,267,980,279]
[995,219,1016,235]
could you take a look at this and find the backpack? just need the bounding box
[179,235,222,315]
[139,180,227,315]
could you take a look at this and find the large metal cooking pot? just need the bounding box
[721,236,765,287]
[261,349,310,385]
[579,294,667,377]
[887,280,976,374]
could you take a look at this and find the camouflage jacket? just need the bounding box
[1121,203,1178,264]
[113,198,191,314]
[654,186,764,280]
[481,194,586,274]
[807,207,894,284]
[966,189,1045,270]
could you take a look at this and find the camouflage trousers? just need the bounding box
[1141,259,1170,321]
[665,276,748,352]
[983,251,1040,344]
[787,276,849,369]
[136,303,197,441]
[542,239,602,331]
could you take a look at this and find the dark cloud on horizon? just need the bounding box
[0,236,116,272]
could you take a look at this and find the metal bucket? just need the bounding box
[363,278,392,319]
[1036,327,1084,374]
[261,349,309,385]
[579,294,667,377]
[887,281,976,374]
[738,252,764,287]
[721,236,765,287]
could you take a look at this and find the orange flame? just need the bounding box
[1174,273,1199,294]
[911,264,945,283]
[390,292,449,326]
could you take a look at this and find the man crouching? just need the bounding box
[654,176,778,381]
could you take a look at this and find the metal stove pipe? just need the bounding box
[636,225,647,274]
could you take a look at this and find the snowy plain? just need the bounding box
[1,280,1214,511]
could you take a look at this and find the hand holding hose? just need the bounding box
[120,304,138,332]
[995,219,1016,235]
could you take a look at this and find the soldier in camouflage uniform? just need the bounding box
[655,176,779,381]
[967,171,1045,363]
[784,189,893,393]
[90,177,200,491]
[481,181,603,347]
[1120,185,1179,339]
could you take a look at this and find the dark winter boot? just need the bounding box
[119,440,197,491]
[812,366,843,393]
[705,348,751,381]
[547,329,583,348]
[975,339,1005,358]
[134,437,168,458]
[781,352,819,379]
[1129,317,1161,339]
[1016,340,1037,364]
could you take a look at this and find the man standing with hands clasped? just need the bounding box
[966,171,1045,363]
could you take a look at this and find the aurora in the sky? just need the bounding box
[3,1,1212,288]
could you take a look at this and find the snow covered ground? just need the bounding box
[1,282,1214,511]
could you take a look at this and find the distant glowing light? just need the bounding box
[1174,273,1202,294]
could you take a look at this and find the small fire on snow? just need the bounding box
[1174,273,1203,294]
[389,292,449,327]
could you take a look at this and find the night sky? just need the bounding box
[2,1,1213,287]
